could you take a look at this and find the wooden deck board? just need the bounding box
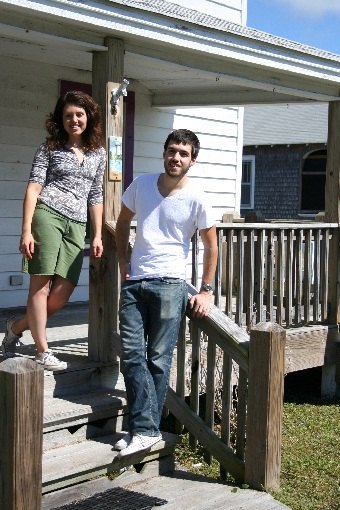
[42,469,291,509]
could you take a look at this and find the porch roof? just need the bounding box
[0,0,340,106]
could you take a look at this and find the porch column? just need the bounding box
[323,101,340,397]
[89,38,124,361]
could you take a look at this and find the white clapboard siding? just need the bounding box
[0,218,22,236]
[0,289,29,309]
[172,0,244,24]
[0,126,46,148]
[0,181,27,201]
[0,162,32,182]
[243,103,328,146]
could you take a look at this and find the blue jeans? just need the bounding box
[119,278,187,436]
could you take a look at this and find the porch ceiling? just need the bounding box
[1,0,340,107]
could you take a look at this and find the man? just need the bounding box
[115,129,218,456]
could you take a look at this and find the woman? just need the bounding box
[1,91,106,370]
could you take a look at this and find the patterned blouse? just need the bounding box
[29,143,106,223]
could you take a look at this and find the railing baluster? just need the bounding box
[173,316,187,434]
[276,229,285,324]
[303,229,312,324]
[176,317,187,398]
[255,230,265,323]
[204,339,216,464]
[266,229,275,322]
[313,229,321,323]
[215,229,224,309]
[189,321,200,448]
[320,229,330,322]
[236,229,244,326]
[245,229,255,330]
[285,229,293,327]
[220,351,233,479]
[225,229,234,319]
[295,229,303,325]
[235,367,247,461]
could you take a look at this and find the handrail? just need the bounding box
[167,286,285,490]
[186,283,249,371]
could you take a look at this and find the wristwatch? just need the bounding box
[200,283,214,295]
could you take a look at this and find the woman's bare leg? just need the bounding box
[11,275,75,353]
[26,275,52,353]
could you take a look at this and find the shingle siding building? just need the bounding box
[242,103,328,220]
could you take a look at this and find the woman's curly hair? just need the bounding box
[45,91,104,151]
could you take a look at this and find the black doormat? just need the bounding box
[51,486,168,510]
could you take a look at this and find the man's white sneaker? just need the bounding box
[1,317,22,359]
[118,433,162,457]
[114,432,131,451]
[35,350,67,371]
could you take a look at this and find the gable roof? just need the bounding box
[110,0,340,63]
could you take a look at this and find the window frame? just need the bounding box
[241,155,255,210]
[300,149,326,214]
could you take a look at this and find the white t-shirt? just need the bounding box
[122,173,215,280]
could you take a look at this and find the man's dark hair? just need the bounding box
[164,129,200,160]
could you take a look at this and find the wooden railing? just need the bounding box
[105,220,337,490]
[166,283,286,490]
[192,222,339,330]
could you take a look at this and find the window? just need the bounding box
[241,156,255,209]
[300,149,326,213]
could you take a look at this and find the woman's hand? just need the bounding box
[19,232,35,259]
[91,236,103,258]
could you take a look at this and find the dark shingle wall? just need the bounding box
[242,143,325,219]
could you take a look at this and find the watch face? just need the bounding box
[201,284,213,292]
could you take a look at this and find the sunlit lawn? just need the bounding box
[174,368,340,510]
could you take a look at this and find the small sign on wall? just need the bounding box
[109,136,122,181]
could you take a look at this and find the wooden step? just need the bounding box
[12,339,124,397]
[42,432,180,493]
[43,361,124,399]
[43,387,127,432]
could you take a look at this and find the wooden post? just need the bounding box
[324,101,340,324]
[323,101,340,397]
[89,38,124,361]
[245,322,285,491]
[0,359,43,510]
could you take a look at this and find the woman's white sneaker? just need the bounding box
[35,350,67,371]
[1,317,22,359]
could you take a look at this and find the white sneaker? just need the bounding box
[118,433,162,457]
[114,432,131,451]
[1,317,22,359]
[35,350,67,371]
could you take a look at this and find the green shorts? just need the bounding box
[22,203,87,286]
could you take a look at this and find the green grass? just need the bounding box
[174,369,340,510]
[271,400,340,510]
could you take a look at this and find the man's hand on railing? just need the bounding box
[188,292,212,318]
